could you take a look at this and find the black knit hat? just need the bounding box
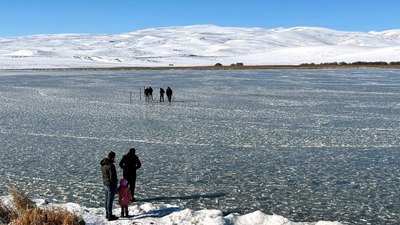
[108,151,116,159]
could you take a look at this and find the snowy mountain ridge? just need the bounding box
[1,25,400,69]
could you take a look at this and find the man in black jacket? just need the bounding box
[166,86,173,103]
[100,151,118,221]
[160,88,165,102]
[119,148,141,201]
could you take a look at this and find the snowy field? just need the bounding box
[0,69,399,225]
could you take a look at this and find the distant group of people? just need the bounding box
[100,148,141,221]
[145,86,173,103]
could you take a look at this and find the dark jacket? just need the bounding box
[119,153,141,179]
[100,158,118,187]
[166,88,173,96]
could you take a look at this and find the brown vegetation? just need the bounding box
[0,185,84,225]
[9,185,36,214]
[0,203,14,224]
[299,61,398,67]
[12,207,84,225]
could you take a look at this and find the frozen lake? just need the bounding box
[0,69,399,224]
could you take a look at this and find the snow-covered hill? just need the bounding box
[1,25,400,69]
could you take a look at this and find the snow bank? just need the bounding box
[0,196,342,225]
[77,202,343,225]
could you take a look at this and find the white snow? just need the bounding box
[1,25,400,69]
[0,196,343,225]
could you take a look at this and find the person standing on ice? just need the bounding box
[119,148,141,202]
[116,178,132,217]
[148,86,153,101]
[160,87,165,102]
[100,151,118,221]
[166,86,173,103]
[144,87,149,102]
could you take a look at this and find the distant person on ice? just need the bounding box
[144,87,148,102]
[144,86,150,102]
[116,178,132,217]
[160,88,165,102]
[100,151,118,221]
[119,148,141,202]
[148,86,153,101]
[166,86,173,103]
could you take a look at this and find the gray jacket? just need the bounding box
[100,157,118,187]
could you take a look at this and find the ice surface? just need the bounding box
[0,69,399,224]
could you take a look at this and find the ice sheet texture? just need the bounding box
[0,69,399,224]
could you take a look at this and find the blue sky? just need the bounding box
[0,0,399,36]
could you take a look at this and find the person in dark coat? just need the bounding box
[144,87,148,102]
[166,87,173,103]
[100,151,118,221]
[160,88,165,102]
[119,148,141,201]
[148,86,153,101]
[144,86,150,102]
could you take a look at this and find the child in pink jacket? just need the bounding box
[116,178,132,217]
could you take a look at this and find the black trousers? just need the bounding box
[125,175,137,198]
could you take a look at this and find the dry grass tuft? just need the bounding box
[12,207,84,225]
[0,185,85,225]
[9,185,35,213]
[0,201,16,224]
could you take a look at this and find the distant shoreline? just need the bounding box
[3,64,400,71]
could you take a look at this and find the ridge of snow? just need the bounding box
[0,196,343,225]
